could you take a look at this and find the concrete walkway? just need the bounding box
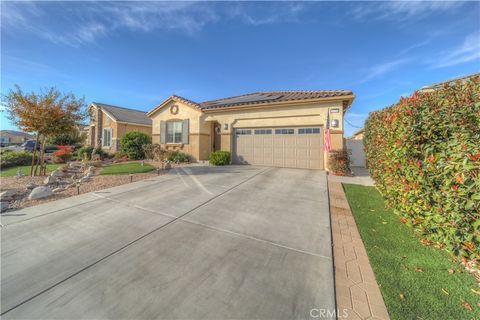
[328,167,375,186]
[1,166,334,319]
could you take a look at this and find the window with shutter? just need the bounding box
[166,121,184,143]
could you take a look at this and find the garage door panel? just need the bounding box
[234,127,323,169]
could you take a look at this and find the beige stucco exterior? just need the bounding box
[148,96,352,169]
[87,105,152,153]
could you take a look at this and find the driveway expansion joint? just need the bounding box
[1,167,270,317]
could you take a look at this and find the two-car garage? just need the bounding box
[233,127,324,169]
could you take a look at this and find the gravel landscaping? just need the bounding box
[0,160,184,212]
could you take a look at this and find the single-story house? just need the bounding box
[147,90,354,170]
[0,130,33,146]
[87,103,152,153]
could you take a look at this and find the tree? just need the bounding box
[3,85,87,176]
[47,126,87,146]
[120,131,152,160]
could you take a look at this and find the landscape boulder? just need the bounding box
[0,189,23,201]
[28,186,53,200]
[50,169,64,178]
[26,183,37,190]
[43,176,57,185]
[0,201,8,212]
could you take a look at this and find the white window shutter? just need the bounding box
[182,119,189,144]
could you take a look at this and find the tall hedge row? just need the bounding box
[364,77,480,263]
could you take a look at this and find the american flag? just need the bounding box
[324,113,331,152]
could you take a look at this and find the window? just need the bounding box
[166,121,183,143]
[254,129,272,135]
[236,129,252,135]
[275,128,294,135]
[298,127,320,134]
[103,128,112,147]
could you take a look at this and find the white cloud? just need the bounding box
[349,1,464,21]
[1,2,306,47]
[1,2,219,47]
[360,58,410,83]
[226,2,306,26]
[432,32,480,68]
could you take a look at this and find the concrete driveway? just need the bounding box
[1,166,334,319]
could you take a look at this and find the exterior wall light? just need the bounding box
[331,119,339,128]
[224,123,229,130]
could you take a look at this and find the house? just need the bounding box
[87,103,152,153]
[349,128,364,140]
[0,130,33,146]
[147,90,355,170]
[420,72,479,92]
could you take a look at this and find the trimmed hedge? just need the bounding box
[364,77,480,263]
[0,150,33,169]
[209,151,230,166]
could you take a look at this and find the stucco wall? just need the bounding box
[149,98,347,166]
[88,108,153,153]
[150,100,212,161]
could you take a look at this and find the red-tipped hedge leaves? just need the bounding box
[364,77,480,264]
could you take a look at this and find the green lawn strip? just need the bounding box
[100,162,154,175]
[0,164,61,177]
[343,184,479,320]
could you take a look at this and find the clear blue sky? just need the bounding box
[1,1,479,136]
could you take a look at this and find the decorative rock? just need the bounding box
[26,183,37,190]
[164,162,172,170]
[52,187,66,193]
[43,176,57,185]
[50,169,64,178]
[0,190,22,201]
[0,201,8,212]
[28,186,53,200]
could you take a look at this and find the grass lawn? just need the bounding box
[100,162,155,175]
[0,164,61,177]
[343,184,479,320]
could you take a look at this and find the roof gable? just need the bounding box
[91,103,152,126]
[146,95,202,117]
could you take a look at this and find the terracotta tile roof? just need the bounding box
[198,90,354,110]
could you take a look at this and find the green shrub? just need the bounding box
[209,151,231,166]
[364,77,480,263]
[78,145,94,160]
[120,131,152,160]
[94,147,109,160]
[166,150,191,163]
[0,151,33,169]
[328,150,351,175]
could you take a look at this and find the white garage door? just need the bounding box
[233,127,324,169]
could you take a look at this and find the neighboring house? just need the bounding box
[147,90,354,170]
[87,103,152,153]
[346,128,366,167]
[0,130,33,146]
[350,128,364,140]
[420,72,479,92]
